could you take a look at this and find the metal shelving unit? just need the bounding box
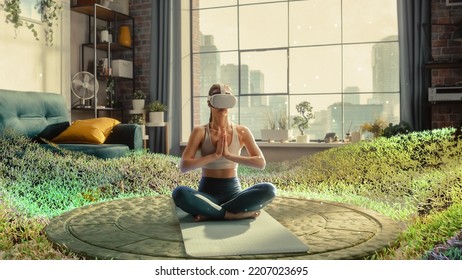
[71,3,135,118]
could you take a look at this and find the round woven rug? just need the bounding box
[45,195,402,259]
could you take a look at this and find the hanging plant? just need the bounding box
[0,0,62,46]
[37,0,62,46]
[0,0,36,38]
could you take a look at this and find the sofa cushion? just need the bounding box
[42,143,130,159]
[52,117,120,144]
[0,90,70,138]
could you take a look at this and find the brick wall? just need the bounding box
[111,0,151,122]
[431,0,462,129]
[431,102,462,127]
[130,0,151,94]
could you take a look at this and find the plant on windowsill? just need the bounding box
[267,111,277,130]
[360,117,387,139]
[292,101,314,143]
[131,89,146,111]
[278,112,288,130]
[145,100,167,124]
[0,0,62,46]
[261,110,292,143]
[382,121,411,138]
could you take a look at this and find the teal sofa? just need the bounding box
[0,89,143,159]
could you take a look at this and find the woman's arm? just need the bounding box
[179,126,223,173]
[223,125,266,170]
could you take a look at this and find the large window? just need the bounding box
[191,0,399,141]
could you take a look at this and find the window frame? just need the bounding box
[189,0,400,141]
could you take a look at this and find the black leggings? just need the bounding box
[172,177,277,219]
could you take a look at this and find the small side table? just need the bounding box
[141,127,149,149]
[146,122,169,154]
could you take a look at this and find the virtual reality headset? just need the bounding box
[208,84,237,109]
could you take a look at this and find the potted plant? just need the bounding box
[105,75,115,108]
[99,0,114,8]
[132,89,146,111]
[292,101,314,143]
[145,100,167,124]
[261,110,292,143]
[129,114,146,139]
[360,117,387,139]
[99,24,113,43]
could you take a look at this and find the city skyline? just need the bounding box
[192,1,399,140]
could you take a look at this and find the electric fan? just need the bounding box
[71,71,99,108]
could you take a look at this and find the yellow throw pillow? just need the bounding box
[52,117,121,144]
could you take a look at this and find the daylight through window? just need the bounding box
[191,0,399,141]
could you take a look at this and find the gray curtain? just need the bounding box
[398,0,432,131]
[149,0,181,155]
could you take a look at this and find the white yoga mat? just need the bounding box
[176,208,309,257]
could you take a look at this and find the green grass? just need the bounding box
[0,127,461,259]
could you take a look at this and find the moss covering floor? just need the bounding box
[45,195,402,260]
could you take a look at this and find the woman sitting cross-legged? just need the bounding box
[172,83,276,222]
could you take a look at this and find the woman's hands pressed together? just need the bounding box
[214,128,230,159]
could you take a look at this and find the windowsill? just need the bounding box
[255,141,347,148]
[180,141,347,148]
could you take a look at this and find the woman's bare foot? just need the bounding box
[224,210,260,220]
[194,215,211,222]
[194,211,260,222]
